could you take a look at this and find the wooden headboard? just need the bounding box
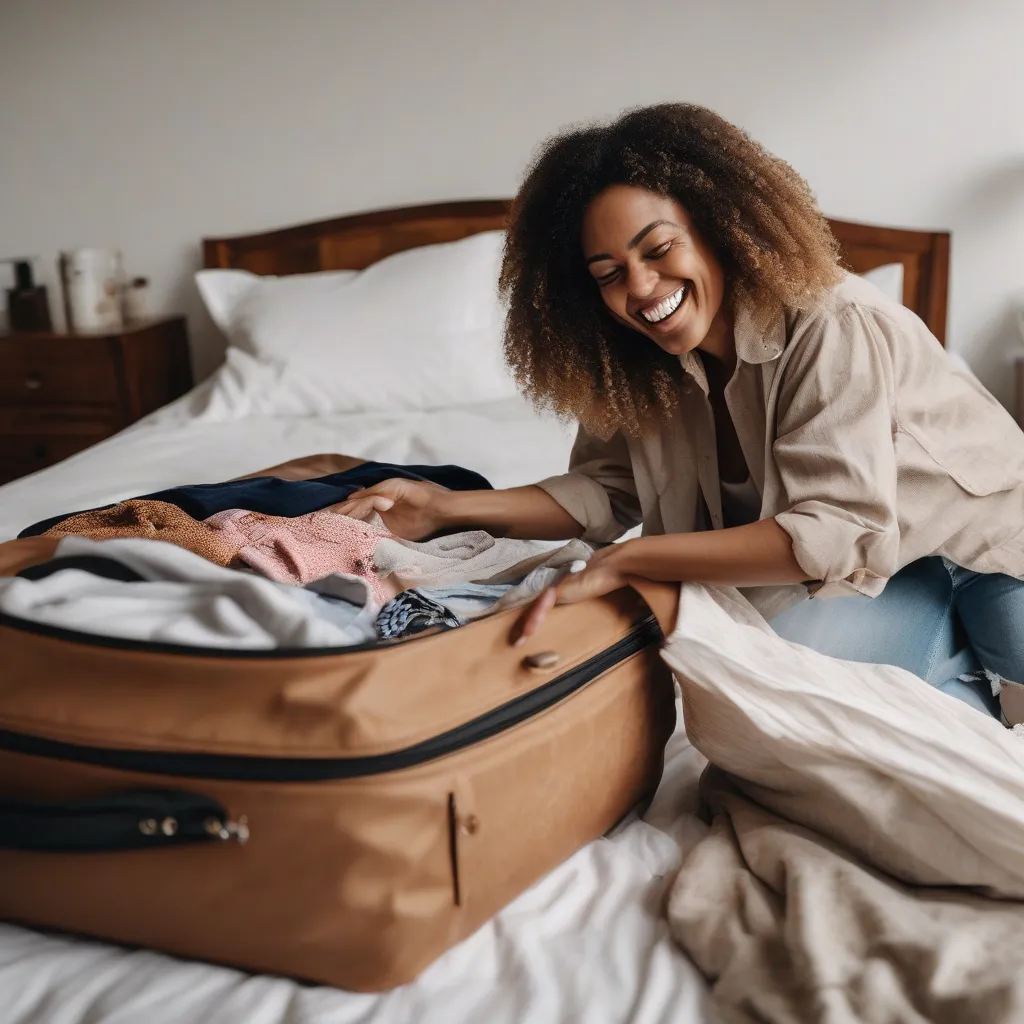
[204,200,950,343]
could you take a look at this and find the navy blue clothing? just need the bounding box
[19,462,492,538]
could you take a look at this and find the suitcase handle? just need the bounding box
[0,788,248,852]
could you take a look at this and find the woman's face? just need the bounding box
[581,185,728,359]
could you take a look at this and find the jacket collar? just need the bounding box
[678,301,786,392]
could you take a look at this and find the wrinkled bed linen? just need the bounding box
[660,583,1024,1024]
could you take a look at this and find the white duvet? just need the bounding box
[0,360,712,1024]
[3,352,1018,1024]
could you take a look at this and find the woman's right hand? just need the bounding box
[329,478,453,541]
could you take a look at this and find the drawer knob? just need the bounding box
[24,374,42,391]
[523,651,561,670]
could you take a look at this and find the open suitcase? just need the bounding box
[0,535,678,992]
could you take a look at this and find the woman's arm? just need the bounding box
[334,425,636,543]
[330,479,585,541]
[514,518,807,643]
[439,486,585,540]
[612,518,806,586]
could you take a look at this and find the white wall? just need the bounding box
[2,0,1023,401]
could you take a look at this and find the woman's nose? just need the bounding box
[625,262,660,298]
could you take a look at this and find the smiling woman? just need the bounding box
[499,103,842,437]
[336,102,1024,727]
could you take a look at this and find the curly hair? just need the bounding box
[499,103,842,438]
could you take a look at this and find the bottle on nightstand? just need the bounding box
[1,258,52,331]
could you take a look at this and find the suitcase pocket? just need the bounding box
[0,788,247,852]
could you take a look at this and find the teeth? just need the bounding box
[640,286,686,324]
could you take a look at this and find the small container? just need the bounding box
[123,277,150,323]
[59,248,124,332]
[1,258,52,331]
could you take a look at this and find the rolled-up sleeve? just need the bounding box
[535,427,640,544]
[773,305,900,598]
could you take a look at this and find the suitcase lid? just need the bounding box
[0,537,670,766]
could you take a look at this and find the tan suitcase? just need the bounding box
[0,536,677,991]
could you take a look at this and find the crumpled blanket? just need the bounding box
[660,583,1024,1024]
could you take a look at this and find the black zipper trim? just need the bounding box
[0,617,661,782]
[0,608,403,659]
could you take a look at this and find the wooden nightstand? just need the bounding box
[0,316,193,485]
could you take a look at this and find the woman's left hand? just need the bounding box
[513,545,630,646]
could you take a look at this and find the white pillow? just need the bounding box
[858,261,904,304]
[196,268,357,336]
[195,230,517,413]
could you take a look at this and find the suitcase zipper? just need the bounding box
[0,617,661,782]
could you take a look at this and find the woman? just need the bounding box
[337,104,1024,723]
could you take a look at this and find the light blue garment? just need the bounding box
[770,557,1024,720]
[415,583,514,623]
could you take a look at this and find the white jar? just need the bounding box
[59,248,124,332]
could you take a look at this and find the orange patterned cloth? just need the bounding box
[42,500,239,567]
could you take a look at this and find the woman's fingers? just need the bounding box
[329,495,394,520]
[513,587,559,647]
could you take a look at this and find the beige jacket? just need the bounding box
[538,273,1024,599]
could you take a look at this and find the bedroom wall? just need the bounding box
[1,0,1023,404]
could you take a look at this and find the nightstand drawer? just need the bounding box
[0,432,108,485]
[0,405,120,434]
[0,338,120,405]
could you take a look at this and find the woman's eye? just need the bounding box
[596,270,620,286]
[647,243,672,260]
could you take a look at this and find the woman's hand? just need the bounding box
[329,478,452,541]
[513,545,630,646]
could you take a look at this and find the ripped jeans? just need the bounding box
[769,557,1024,721]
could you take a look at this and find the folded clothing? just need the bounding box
[375,590,462,640]
[1,535,595,650]
[1,537,379,650]
[19,461,493,538]
[205,508,395,603]
[414,582,514,621]
[40,500,238,566]
[372,555,593,640]
[375,533,592,589]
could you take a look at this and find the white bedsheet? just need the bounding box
[0,391,577,542]
[0,379,710,1024]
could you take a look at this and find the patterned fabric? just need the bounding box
[375,590,461,640]
[42,500,238,567]
[205,508,393,603]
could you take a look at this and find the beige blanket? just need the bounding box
[660,585,1024,1024]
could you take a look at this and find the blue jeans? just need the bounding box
[770,558,1024,720]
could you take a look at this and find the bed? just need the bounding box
[0,203,952,1024]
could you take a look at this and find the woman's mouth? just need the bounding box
[635,283,690,329]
